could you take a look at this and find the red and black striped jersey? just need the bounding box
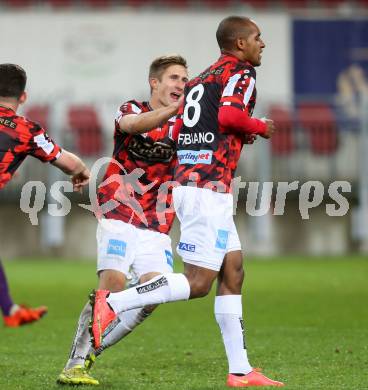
[0,105,61,189]
[97,100,177,234]
[174,54,259,192]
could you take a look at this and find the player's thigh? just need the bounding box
[173,186,233,271]
[96,218,137,277]
[132,229,174,278]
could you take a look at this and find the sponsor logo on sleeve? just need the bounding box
[34,133,54,155]
[165,250,174,268]
[178,242,196,252]
[107,239,126,256]
[215,229,229,250]
[177,150,212,165]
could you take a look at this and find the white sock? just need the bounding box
[65,302,92,369]
[214,295,252,375]
[107,273,190,314]
[98,308,151,352]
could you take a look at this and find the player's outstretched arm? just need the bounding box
[52,150,90,192]
[218,105,275,138]
[119,98,183,135]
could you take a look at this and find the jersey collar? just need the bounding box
[0,104,16,113]
[219,52,252,67]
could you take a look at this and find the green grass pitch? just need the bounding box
[0,257,367,390]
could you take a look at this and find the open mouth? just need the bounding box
[170,92,181,101]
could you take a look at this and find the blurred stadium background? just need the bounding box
[1,0,368,259]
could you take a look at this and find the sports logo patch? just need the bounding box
[165,250,174,268]
[136,276,168,294]
[34,133,54,155]
[107,239,126,256]
[178,242,196,252]
[215,230,229,250]
[177,150,212,165]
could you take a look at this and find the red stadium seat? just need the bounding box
[68,105,103,156]
[25,105,50,130]
[269,104,294,155]
[297,102,338,155]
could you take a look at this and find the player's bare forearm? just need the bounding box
[120,101,181,135]
[52,150,85,175]
[52,150,90,191]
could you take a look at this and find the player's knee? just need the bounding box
[189,278,213,298]
[184,263,217,298]
[98,270,126,292]
[217,264,244,295]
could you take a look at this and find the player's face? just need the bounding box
[155,65,188,107]
[240,23,265,67]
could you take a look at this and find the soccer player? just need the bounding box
[90,17,284,387]
[58,54,256,386]
[0,64,90,191]
[0,64,90,324]
[57,55,189,386]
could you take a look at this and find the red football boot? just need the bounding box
[4,305,47,327]
[227,370,284,387]
[89,290,117,349]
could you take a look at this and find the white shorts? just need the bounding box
[96,219,174,278]
[173,186,241,271]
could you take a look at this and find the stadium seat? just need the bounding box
[67,105,103,156]
[297,102,338,155]
[269,104,294,155]
[25,105,50,130]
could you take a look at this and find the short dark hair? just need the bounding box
[0,64,27,99]
[149,55,187,80]
[216,16,253,51]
